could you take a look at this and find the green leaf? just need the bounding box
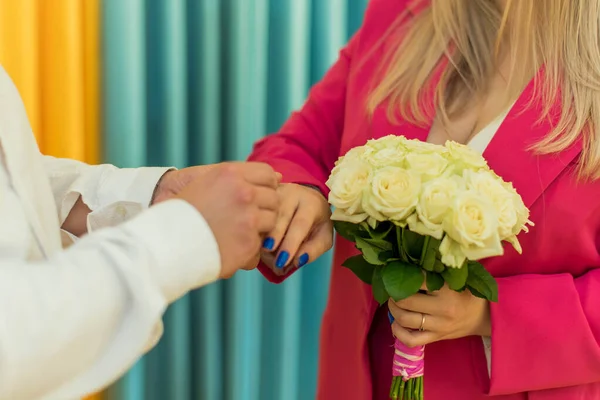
[468,286,487,300]
[372,267,389,305]
[364,221,394,241]
[378,250,396,263]
[401,228,425,262]
[333,221,362,242]
[342,255,374,285]
[441,265,468,291]
[355,237,392,265]
[425,271,444,292]
[466,261,498,302]
[421,236,441,271]
[381,261,424,301]
[433,257,446,273]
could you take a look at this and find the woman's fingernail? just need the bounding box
[298,253,309,267]
[263,237,275,250]
[275,251,289,268]
[388,310,395,324]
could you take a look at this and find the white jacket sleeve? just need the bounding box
[41,155,170,225]
[0,178,221,400]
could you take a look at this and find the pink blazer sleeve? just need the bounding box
[489,270,600,394]
[248,31,361,283]
[249,31,360,195]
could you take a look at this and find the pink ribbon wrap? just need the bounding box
[392,339,424,380]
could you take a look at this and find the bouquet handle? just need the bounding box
[388,310,424,400]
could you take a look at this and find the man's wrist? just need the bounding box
[150,169,177,205]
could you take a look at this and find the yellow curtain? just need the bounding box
[0,1,102,399]
[0,0,100,163]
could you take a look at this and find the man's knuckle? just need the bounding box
[235,185,255,204]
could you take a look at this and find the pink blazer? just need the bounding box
[249,0,600,398]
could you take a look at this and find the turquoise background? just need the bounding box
[101,1,368,399]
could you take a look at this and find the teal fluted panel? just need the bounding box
[311,0,347,83]
[144,1,192,400]
[102,0,147,168]
[260,1,309,399]
[186,1,225,400]
[101,1,367,399]
[102,1,147,400]
[348,0,370,35]
[221,0,269,399]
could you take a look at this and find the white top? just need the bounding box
[0,66,222,399]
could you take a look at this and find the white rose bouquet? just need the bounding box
[326,135,532,400]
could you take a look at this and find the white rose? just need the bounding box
[405,151,449,180]
[403,138,447,155]
[439,235,467,268]
[499,181,532,254]
[330,145,374,178]
[368,147,407,168]
[442,190,504,261]
[366,135,407,151]
[464,170,517,240]
[343,145,375,162]
[445,140,489,172]
[330,207,369,224]
[406,176,462,239]
[499,179,532,236]
[362,166,421,223]
[327,159,372,218]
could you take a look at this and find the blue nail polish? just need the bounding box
[275,251,290,269]
[298,253,309,267]
[263,237,275,250]
[388,310,395,324]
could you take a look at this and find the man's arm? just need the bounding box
[0,172,221,400]
[42,155,170,237]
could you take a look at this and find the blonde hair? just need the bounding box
[367,0,600,180]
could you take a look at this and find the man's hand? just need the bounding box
[61,165,222,238]
[152,165,221,205]
[175,162,280,278]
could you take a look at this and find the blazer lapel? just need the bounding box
[482,75,582,210]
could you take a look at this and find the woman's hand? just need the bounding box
[388,285,491,348]
[261,183,333,274]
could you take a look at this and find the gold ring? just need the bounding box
[419,314,426,332]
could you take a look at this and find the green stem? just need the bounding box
[390,377,400,400]
[399,379,406,400]
[419,236,430,266]
[396,226,404,261]
[414,378,418,399]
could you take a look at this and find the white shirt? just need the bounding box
[0,66,222,399]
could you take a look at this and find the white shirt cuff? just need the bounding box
[121,199,222,303]
[60,166,172,223]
